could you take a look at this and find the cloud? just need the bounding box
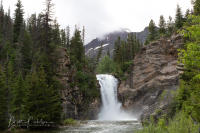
[4,0,192,43]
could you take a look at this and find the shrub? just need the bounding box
[63,118,77,125]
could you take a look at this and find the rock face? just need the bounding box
[118,35,183,121]
[56,48,100,120]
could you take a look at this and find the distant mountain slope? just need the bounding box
[85,27,149,57]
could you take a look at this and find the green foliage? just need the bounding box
[11,73,26,120]
[136,112,199,133]
[63,118,77,125]
[70,29,85,70]
[24,67,62,123]
[113,33,140,76]
[177,15,200,123]
[147,19,158,42]
[0,66,8,130]
[97,55,121,74]
[96,43,103,63]
[159,15,166,36]
[175,5,184,29]
[13,0,24,43]
[193,0,200,15]
[166,16,175,37]
[74,71,99,102]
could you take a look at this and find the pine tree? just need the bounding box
[21,31,33,73]
[175,5,184,29]
[66,26,70,48]
[148,19,157,42]
[185,9,190,19]
[193,0,200,15]
[70,28,85,70]
[52,19,61,46]
[159,15,166,36]
[167,16,174,36]
[96,43,103,63]
[60,29,67,47]
[0,66,8,130]
[82,26,85,45]
[11,73,25,120]
[113,37,121,64]
[25,67,61,122]
[13,0,24,43]
[0,0,4,37]
[107,48,110,57]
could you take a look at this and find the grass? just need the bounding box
[136,112,199,133]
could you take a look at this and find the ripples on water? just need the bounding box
[60,120,141,133]
[14,120,141,133]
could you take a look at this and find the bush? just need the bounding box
[136,112,199,133]
[63,118,77,125]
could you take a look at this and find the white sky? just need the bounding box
[3,0,192,43]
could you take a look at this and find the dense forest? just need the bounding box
[0,0,99,130]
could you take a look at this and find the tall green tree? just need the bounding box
[159,15,166,36]
[167,16,175,36]
[13,0,24,43]
[70,28,85,70]
[148,19,157,42]
[193,0,200,15]
[60,29,67,47]
[0,66,8,130]
[66,26,70,48]
[96,43,103,63]
[11,73,25,120]
[175,5,184,29]
[25,67,61,122]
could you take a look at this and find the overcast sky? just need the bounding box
[4,0,192,43]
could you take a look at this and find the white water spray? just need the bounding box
[96,74,136,121]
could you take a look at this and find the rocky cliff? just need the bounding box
[56,48,100,120]
[118,35,183,121]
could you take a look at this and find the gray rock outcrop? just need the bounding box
[118,35,183,121]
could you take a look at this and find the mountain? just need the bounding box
[85,27,149,57]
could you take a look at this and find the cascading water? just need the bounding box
[96,74,136,121]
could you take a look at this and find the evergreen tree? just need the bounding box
[66,25,70,48]
[13,0,24,43]
[11,73,25,120]
[175,5,184,29]
[60,29,67,47]
[159,15,166,36]
[0,66,8,130]
[113,37,121,64]
[52,19,61,46]
[70,28,85,70]
[167,16,175,36]
[193,0,200,15]
[96,43,103,63]
[21,31,33,73]
[25,67,61,122]
[185,9,190,19]
[148,19,157,42]
[107,48,110,57]
[82,26,85,45]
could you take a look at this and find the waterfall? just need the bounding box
[96,74,135,121]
